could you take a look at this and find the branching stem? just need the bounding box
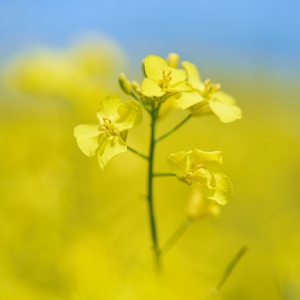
[127,146,149,160]
[155,114,192,143]
[131,92,151,115]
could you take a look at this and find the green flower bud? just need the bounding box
[118,73,132,94]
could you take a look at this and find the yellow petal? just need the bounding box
[74,124,101,157]
[169,67,187,83]
[209,93,242,123]
[193,149,223,166]
[190,168,212,188]
[181,61,204,91]
[175,90,204,109]
[143,55,168,81]
[114,100,143,131]
[166,81,192,93]
[206,173,234,205]
[214,91,236,104]
[168,151,189,178]
[97,95,122,122]
[190,101,209,116]
[141,78,164,97]
[157,97,179,120]
[97,136,127,170]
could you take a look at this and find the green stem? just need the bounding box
[208,245,249,299]
[155,114,192,143]
[127,146,149,160]
[216,245,249,290]
[159,218,192,258]
[131,92,151,115]
[147,103,160,266]
[153,173,176,177]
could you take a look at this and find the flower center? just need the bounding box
[201,79,221,98]
[185,164,206,184]
[99,117,119,136]
[160,69,172,89]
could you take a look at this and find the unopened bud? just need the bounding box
[186,188,205,220]
[167,52,180,68]
[186,187,221,220]
[131,81,141,94]
[118,73,132,94]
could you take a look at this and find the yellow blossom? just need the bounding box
[74,96,142,170]
[167,149,233,205]
[175,61,242,123]
[141,55,192,101]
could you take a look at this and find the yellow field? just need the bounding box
[0,39,299,299]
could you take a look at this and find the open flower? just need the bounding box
[175,61,242,123]
[141,55,192,101]
[167,149,233,205]
[74,95,142,170]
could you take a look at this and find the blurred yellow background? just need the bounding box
[0,36,300,300]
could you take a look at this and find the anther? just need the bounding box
[163,69,172,77]
[196,164,205,169]
[204,79,211,86]
[103,117,112,123]
[186,171,193,179]
[215,83,221,90]
[100,126,108,132]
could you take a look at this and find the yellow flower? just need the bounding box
[74,96,142,170]
[141,55,192,101]
[167,149,233,205]
[175,61,242,123]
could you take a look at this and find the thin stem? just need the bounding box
[159,218,192,258]
[208,245,249,299]
[131,92,151,115]
[147,103,160,266]
[153,173,176,177]
[127,146,149,160]
[155,114,192,143]
[216,245,249,290]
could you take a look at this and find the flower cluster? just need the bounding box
[74,52,241,246]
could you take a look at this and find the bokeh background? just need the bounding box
[0,1,300,299]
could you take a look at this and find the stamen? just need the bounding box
[161,69,172,89]
[103,117,112,123]
[100,126,112,136]
[204,79,211,86]
[215,83,221,91]
[196,164,205,169]
[186,171,193,179]
[163,69,172,77]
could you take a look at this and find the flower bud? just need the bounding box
[118,73,132,94]
[186,188,205,220]
[131,81,141,94]
[186,187,221,220]
[167,52,180,68]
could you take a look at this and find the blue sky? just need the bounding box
[1,0,299,73]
